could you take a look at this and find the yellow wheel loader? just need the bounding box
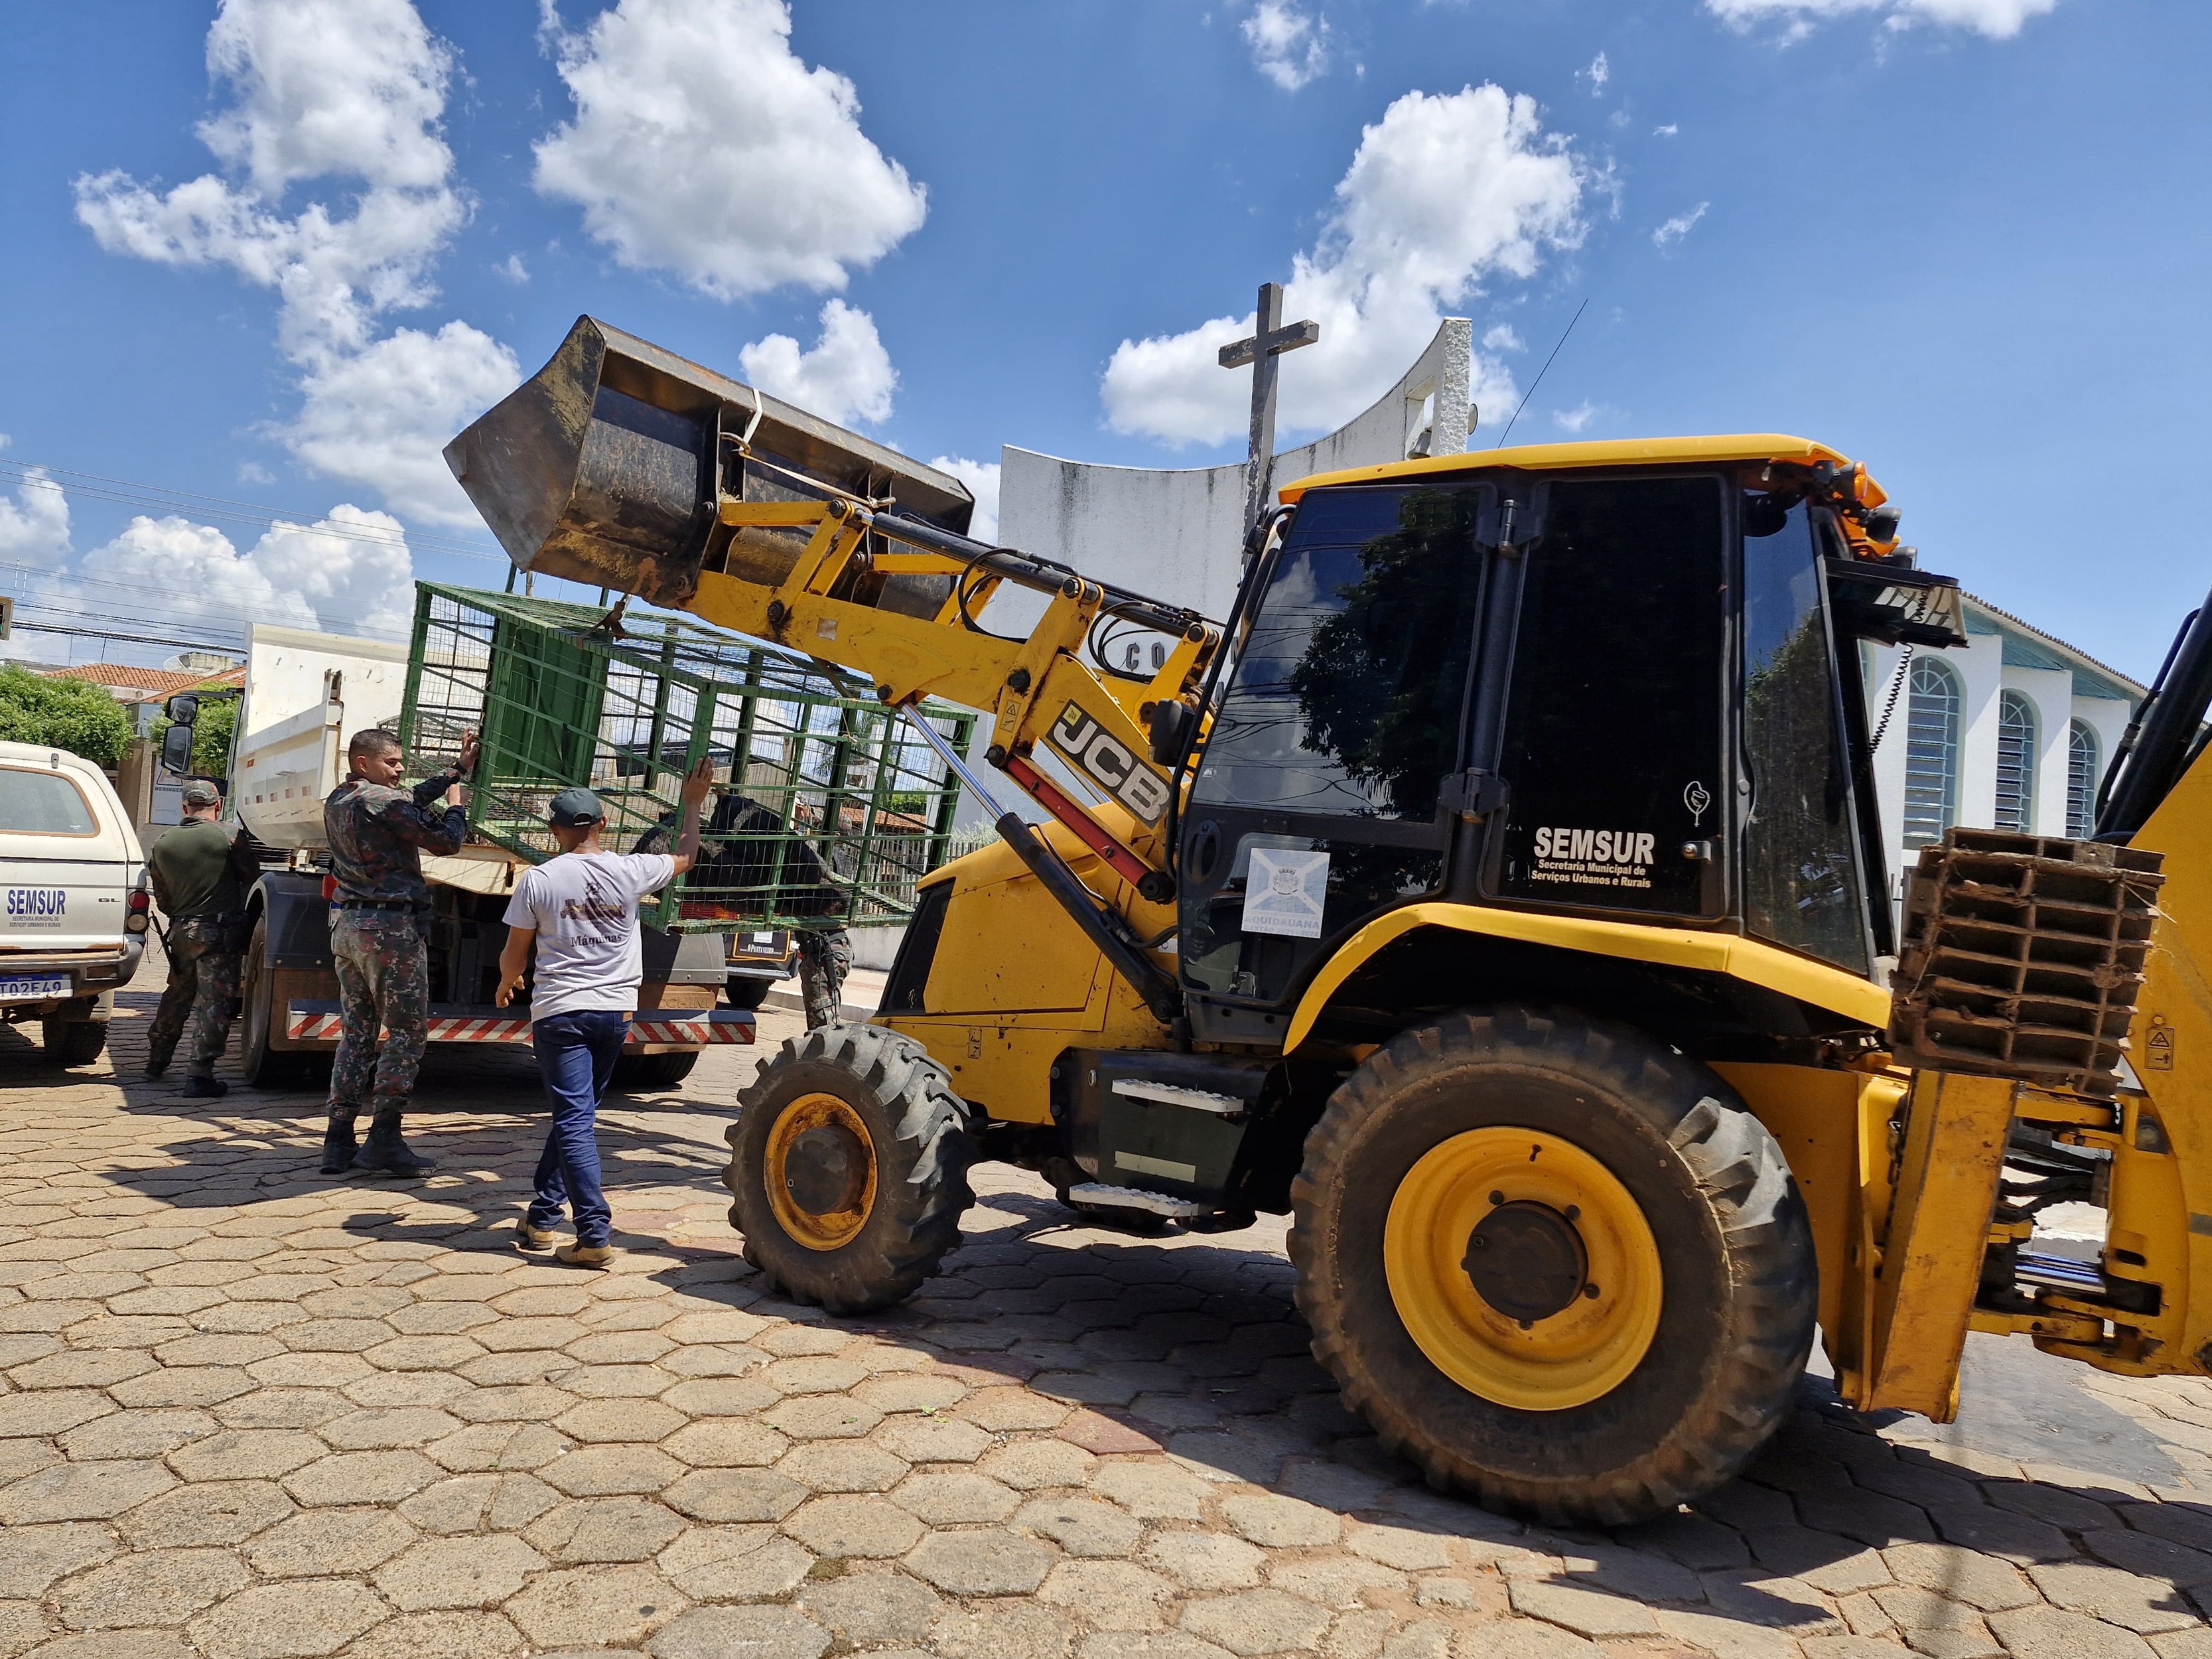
[448,316,2212,1526]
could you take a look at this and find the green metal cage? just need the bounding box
[397,583,977,932]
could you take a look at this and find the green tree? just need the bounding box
[0,664,135,768]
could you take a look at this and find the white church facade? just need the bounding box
[997,319,2146,918]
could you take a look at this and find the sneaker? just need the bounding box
[555,1242,614,1269]
[516,1216,557,1252]
[180,1076,229,1100]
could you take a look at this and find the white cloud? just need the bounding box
[534,0,928,300]
[0,469,72,573]
[1243,1,1330,91]
[73,0,506,525]
[1704,0,2057,39]
[1482,323,1525,352]
[740,300,896,427]
[1652,201,1709,250]
[1580,50,1610,94]
[237,461,276,486]
[1653,122,1680,137]
[79,506,414,640]
[1102,86,1586,447]
[1553,400,1599,433]
[928,457,1001,545]
[496,252,529,283]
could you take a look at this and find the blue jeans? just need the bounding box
[529,1009,628,1246]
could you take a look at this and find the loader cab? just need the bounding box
[1175,445,1966,1048]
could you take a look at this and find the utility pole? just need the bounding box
[1218,282,1319,538]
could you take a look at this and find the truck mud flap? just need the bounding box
[285,1001,755,1047]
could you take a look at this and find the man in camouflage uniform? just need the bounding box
[795,925,852,1028]
[146,780,255,1098]
[321,726,477,1177]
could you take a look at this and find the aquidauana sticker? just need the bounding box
[1529,827,1657,893]
[1241,847,1330,938]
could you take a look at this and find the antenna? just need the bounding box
[1493,297,1590,449]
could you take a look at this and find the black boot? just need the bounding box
[320,1111,359,1176]
[181,1075,229,1099]
[352,1106,435,1178]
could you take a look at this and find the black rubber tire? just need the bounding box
[238,914,325,1090]
[40,1019,106,1066]
[725,977,772,1011]
[727,1021,975,1314]
[1289,1004,1817,1528]
[612,1050,701,1090]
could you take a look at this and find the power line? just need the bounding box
[1493,297,1590,449]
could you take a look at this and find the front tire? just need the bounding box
[611,1050,700,1090]
[1289,1005,1816,1528]
[727,1022,974,1313]
[239,914,324,1090]
[724,977,771,1011]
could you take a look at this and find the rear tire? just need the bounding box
[41,1019,106,1066]
[612,1050,700,1090]
[238,914,324,1090]
[1289,1004,1816,1528]
[727,1021,974,1313]
[724,977,771,1011]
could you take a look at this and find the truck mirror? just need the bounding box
[165,693,199,724]
[1148,699,1196,767]
[160,723,195,776]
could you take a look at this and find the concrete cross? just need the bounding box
[1218,282,1319,538]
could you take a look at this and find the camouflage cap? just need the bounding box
[180,780,222,809]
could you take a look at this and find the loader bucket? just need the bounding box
[444,315,975,609]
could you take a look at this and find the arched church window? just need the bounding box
[1996,691,2038,832]
[2067,719,2101,839]
[1903,658,1961,848]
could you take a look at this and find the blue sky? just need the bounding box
[1,0,2202,680]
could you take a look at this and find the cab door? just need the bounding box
[1177,483,1489,1035]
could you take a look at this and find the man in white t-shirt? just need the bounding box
[496,759,712,1266]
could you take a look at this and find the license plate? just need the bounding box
[0,975,70,1003]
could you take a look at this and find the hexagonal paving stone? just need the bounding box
[930,1599,1079,1659]
[2028,1561,2201,1634]
[425,1421,566,1474]
[646,1603,828,1659]
[661,1418,789,1467]
[553,1398,687,1444]
[780,1495,926,1559]
[1141,1529,1267,1591]
[167,1429,326,1482]
[663,1467,806,1523]
[52,1546,249,1629]
[504,1562,687,1650]
[662,1378,779,1417]
[796,1571,946,1646]
[527,1496,689,1564]
[1178,1588,1333,1656]
[399,1471,560,1535]
[1220,1492,1341,1548]
[891,1470,1021,1525]
[777,1439,909,1494]
[760,1356,866,1396]
[186,1578,391,1659]
[214,1390,352,1431]
[1266,1554,1407,1610]
[315,1407,462,1451]
[1881,1542,2036,1612]
[282,1449,443,1506]
[1018,1494,1145,1557]
[116,1479,295,1548]
[0,1388,112,1438]
[873,1413,994,1465]
[0,1522,118,1599]
[243,1507,417,1577]
[762,1396,882,1440]
[1040,1560,1178,1632]
[906,1526,1058,1595]
[541,1443,685,1497]
[854,1373,968,1413]
[1091,1459,1213,1520]
[658,1527,814,1601]
[374,1532,549,1611]
[980,1438,1099,1490]
[0,1458,176,1524]
[1987,1604,2160,1659]
[959,1387,1073,1433]
[340,1609,528,1659]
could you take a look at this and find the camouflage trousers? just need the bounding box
[328,910,429,1116]
[149,917,240,1079]
[797,928,851,1029]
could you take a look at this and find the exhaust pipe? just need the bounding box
[443,316,974,609]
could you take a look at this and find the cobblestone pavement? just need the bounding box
[3,958,2211,1658]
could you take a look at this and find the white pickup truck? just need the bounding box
[176,622,746,1088]
[0,739,151,1064]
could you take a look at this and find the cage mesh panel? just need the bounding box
[400,583,975,931]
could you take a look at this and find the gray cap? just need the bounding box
[547,787,605,828]
[180,780,222,809]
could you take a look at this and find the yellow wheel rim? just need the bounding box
[764,1093,878,1252]
[1384,1126,1662,1411]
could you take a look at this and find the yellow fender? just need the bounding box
[1283,901,1891,1052]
